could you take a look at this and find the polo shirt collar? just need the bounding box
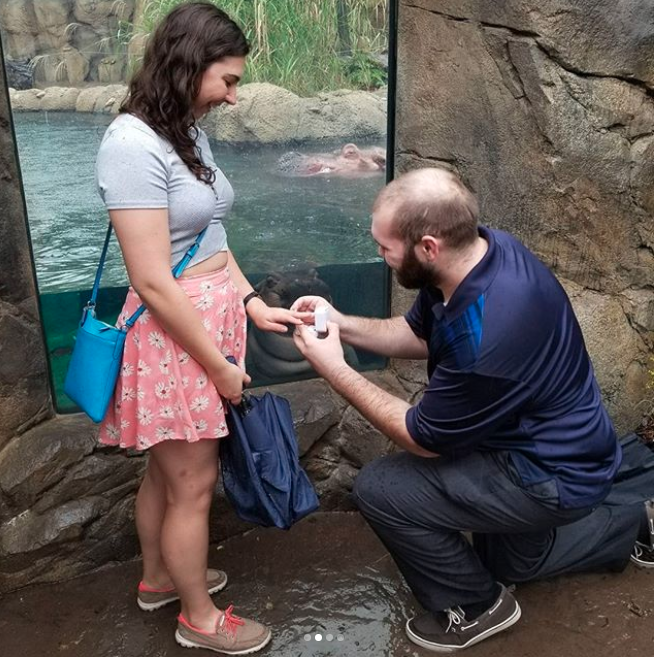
[431,225,499,321]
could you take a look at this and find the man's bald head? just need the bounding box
[373,168,479,250]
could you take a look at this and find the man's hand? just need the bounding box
[293,321,348,380]
[295,322,437,458]
[290,296,344,326]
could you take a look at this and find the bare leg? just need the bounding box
[135,455,172,588]
[150,439,221,630]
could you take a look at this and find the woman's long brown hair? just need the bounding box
[121,2,249,184]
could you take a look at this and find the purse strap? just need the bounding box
[86,223,208,329]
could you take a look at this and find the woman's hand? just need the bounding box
[209,361,251,405]
[247,297,312,333]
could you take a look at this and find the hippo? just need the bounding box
[276,143,386,178]
[246,267,359,379]
[255,268,332,308]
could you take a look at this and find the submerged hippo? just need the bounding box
[247,267,358,379]
[277,143,386,177]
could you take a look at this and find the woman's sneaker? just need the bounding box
[175,606,271,655]
[137,569,228,611]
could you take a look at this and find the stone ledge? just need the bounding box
[8,83,388,144]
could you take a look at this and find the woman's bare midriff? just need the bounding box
[180,250,229,278]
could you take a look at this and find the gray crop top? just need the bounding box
[96,113,234,267]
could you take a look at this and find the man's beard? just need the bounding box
[395,244,439,289]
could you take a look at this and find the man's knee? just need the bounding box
[352,456,396,518]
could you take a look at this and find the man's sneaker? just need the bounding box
[631,542,654,568]
[405,583,521,652]
[175,605,271,655]
[631,499,654,569]
[137,568,228,611]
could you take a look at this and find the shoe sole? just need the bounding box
[631,543,654,569]
[137,577,228,612]
[405,603,522,653]
[630,556,654,569]
[174,628,272,655]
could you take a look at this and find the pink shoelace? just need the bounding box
[218,605,245,636]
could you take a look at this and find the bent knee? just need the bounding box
[352,458,393,516]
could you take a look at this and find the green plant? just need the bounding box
[342,50,387,90]
[131,0,388,96]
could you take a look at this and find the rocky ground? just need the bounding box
[0,512,652,657]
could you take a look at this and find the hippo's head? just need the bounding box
[340,143,386,172]
[276,144,386,177]
[256,268,332,309]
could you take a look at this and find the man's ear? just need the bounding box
[419,235,440,261]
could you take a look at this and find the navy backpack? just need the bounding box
[219,389,320,530]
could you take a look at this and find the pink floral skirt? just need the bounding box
[99,267,246,451]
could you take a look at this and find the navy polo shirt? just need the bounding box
[405,227,621,509]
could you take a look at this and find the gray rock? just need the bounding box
[75,84,126,112]
[32,451,144,515]
[622,289,654,339]
[0,415,97,512]
[5,59,33,89]
[203,82,387,144]
[564,280,650,432]
[274,379,342,457]
[0,54,54,450]
[9,86,81,111]
[0,0,138,84]
[338,406,393,469]
[1,497,108,556]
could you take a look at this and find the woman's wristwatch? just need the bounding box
[242,290,262,308]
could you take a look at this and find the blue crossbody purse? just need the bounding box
[64,223,207,423]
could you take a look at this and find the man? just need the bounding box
[292,168,653,652]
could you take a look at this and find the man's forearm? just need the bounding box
[339,315,428,360]
[327,364,437,458]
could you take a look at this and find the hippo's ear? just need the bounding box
[372,152,386,170]
[256,272,282,291]
[341,143,360,159]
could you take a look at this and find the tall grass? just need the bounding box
[135,0,388,96]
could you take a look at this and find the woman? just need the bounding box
[96,3,304,653]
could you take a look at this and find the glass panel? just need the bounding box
[1,1,391,412]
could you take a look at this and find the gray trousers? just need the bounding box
[352,449,642,613]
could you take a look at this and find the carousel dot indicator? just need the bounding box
[315,633,323,641]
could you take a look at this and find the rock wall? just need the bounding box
[0,375,413,595]
[395,0,654,432]
[0,0,146,86]
[0,43,53,451]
